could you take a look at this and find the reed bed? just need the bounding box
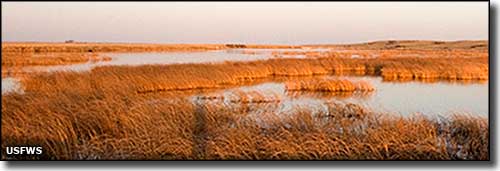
[271,49,488,60]
[2,42,300,54]
[198,89,282,104]
[2,52,112,67]
[285,79,375,92]
[1,42,489,160]
[3,48,486,105]
[2,42,226,53]
[2,92,488,160]
[18,54,485,96]
[304,40,488,51]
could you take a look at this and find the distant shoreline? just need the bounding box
[1,40,488,52]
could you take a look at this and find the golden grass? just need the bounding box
[1,57,488,160]
[1,52,113,78]
[2,42,301,53]
[17,55,484,96]
[270,49,488,61]
[1,52,111,67]
[285,79,375,92]
[1,41,489,160]
[304,40,488,51]
[2,42,225,53]
[1,93,488,160]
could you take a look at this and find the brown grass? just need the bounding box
[1,41,489,160]
[2,42,301,53]
[17,55,484,96]
[1,58,488,160]
[2,52,111,67]
[2,93,488,160]
[1,52,113,78]
[285,79,375,92]
[304,40,488,51]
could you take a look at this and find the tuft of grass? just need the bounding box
[2,94,488,160]
[1,42,489,160]
[285,79,375,92]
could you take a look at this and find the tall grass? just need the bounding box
[285,79,375,92]
[2,42,300,54]
[303,40,488,51]
[2,92,488,160]
[2,52,111,67]
[18,55,486,96]
[1,42,489,160]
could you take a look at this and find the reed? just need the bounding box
[2,52,112,67]
[303,40,488,51]
[2,92,488,160]
[285,79,375,92]
[14,54,485,97]
[1,42,489,160]
[2,42,301,54]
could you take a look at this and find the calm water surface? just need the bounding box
[193,76,488,117]
[1,50,489,118]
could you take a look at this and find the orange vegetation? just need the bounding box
[1,52,113,78]
[2,52,111,66]
[2,95,488,160]
[304,40,488,51]
[285,79,375,92]
[1,41,489,160]
[2,42,300,53]
[30,56,483,95]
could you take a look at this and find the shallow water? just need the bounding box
[1,77,23,94]
[1,50,489,118]
[20,49,311,73]
[1,49,313,93]
[194,76,488,117]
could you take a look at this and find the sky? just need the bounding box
[1,2,489,44]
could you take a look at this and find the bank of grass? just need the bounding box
[18,55,486,95]
[285,79,375,92]
[303,40,488,50]
[1,42,299,54]
[1,41,489,160]
[1,52,113,78]
[1,92,488,160]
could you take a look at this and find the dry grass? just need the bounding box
[1,61,488,160]
[2,52,111,67]
[2,42,225,53]
[1,41,489,160]
[304,40,488,51]
[1,52,112,78]
[18,55,484,95]
[2,92,488,160]
[2,42,301,53]
[276,49,488,59]
[285,79,375,92]
[2,49,487,82]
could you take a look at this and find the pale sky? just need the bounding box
[1,2,489,44]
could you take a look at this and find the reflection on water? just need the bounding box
[1,49,317,93]
[338,77,487,116]
[1,50,489,117]
[23,49,312,73]
[2,77,23,94]
[194,76,488,117]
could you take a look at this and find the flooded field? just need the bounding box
[2,48,489,116]
[1,42,489,160]
[193,76,487,117]
[2,1,490,161]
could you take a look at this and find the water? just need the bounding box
[1,49,314,93]
[21,49,313,73]
[194,76,488,117]
[1,77,23,94]
[1,50,489,118]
